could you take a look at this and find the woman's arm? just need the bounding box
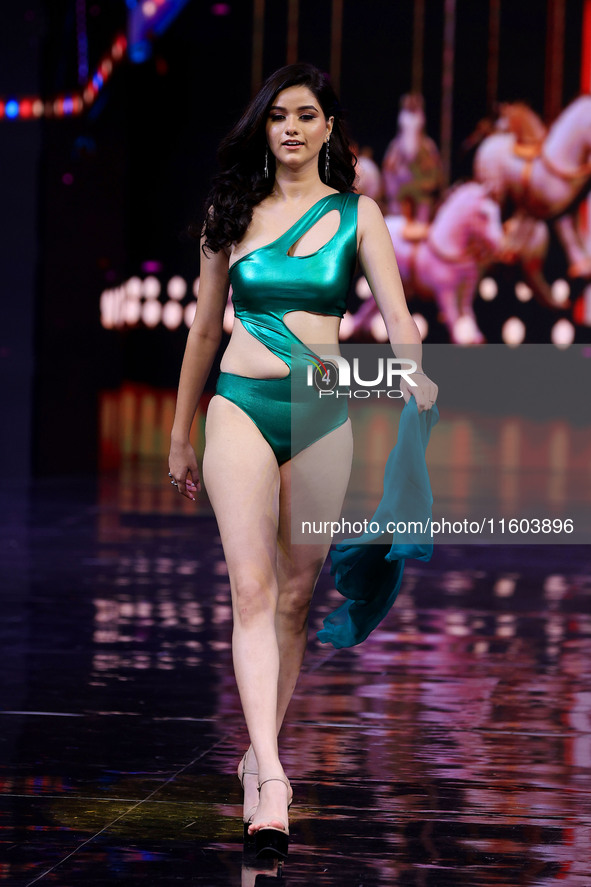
[168,234,230,499]
[357,195,437,410]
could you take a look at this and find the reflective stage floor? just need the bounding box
[1,470,590,885]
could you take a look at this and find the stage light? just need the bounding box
[222,300,235,334]
[411,312,428,340]
[163,300,184,330]
[62,173,74,185]
[53,98,64,116]
[211,3,231,14]
[167,276,187,300]
[551,279,570,305]
[551,318,575,348]
[124,298,142,325]
[370,312,389,342]
[355,276,372,299]
[143,276,161,299]
[192,277,201,297]
[142,299,162,327]
[5,100,19,118]
[339,311,354,340]
[184,302,197,327]
[0,101,4,119]
[142,1,157,16]
[479,277,497,301]
[32,99,44,117]
[501,317,525,346]
[515,281,533,302]
[100,59,113,77]
[83,86,95,104]
[142,260,163,273]
[72,95,84,114]
[19,99,33,119]
[126,276,143,298]
[452,316,481,344]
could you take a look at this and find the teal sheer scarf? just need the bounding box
[318,396,439,649]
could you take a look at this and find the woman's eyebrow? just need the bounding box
[269,104,319,112]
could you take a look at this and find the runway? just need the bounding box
[1,469,590,885]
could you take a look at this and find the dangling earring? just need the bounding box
[324,137,330,182]
[264,147,269,179]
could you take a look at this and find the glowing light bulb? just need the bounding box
[411,312,428,340]
[163,300,183,330]
[479,277,497,301]
[184,302,197,327]
[142,300,162,327]
[515,281,533,302]
[551,318,575,348]
[143,276,161,299]
[370,313,388,342]
[551,279,570,305]
[501,317,525,346]
[167,276,187,300]
[355,276,372,299]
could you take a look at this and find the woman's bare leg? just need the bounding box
[204,406,352,831]
[275,420,353,730]
[203,396,289,831]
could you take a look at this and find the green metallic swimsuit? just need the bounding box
[216,191,360,464]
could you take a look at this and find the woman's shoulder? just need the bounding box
[356,194,383,222]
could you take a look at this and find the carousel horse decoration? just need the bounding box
[347,182,503,345]
[474,97,591,282]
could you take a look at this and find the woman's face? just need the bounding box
[265,85,333,174]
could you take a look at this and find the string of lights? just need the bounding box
[0,34,127,121]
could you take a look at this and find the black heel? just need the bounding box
[253,777,290,860]
[255,826,289,860]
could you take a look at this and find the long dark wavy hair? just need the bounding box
[201,63,357,254]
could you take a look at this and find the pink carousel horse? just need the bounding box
[347,182,503,344]
[474,97,591,279]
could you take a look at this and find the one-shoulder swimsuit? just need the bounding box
[216,191,360,464]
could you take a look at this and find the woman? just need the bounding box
[168,63,437,859]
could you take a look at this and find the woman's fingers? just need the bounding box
[401,376,438,412]
[167,461,201,501]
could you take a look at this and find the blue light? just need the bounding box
[63,97,74,114]
[92,73,104,89]
[128,39,152,63]
[5,100,19,118]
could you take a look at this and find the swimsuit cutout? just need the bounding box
[216,191,359,464]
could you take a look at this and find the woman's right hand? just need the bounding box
[168,439,201,501]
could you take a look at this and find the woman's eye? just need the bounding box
[270,114,284,122]
[300,114,315,121]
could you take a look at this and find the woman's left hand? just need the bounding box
[400,372,438,412]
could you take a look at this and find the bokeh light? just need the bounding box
[184,302,197,327]
[355,276,372,300]
[162,300,184,330]
[551,279,570,305]
[143,276,161,299]
[167,276,187,300]
[501,316,526,346]
[411,312,428,340]
[142,300,162,327]
[551,318,575,348]
[479,277,498,301]
[515,281,534,302]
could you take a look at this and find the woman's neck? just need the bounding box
[271,166,327,203]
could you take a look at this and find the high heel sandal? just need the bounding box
[238,750,258,842]
[251,777,290,860]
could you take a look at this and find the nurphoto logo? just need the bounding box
[306,355,418,399]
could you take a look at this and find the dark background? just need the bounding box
[0,0,587,478]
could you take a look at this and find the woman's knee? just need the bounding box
[276,566,321,626]
[232,571,278,626]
